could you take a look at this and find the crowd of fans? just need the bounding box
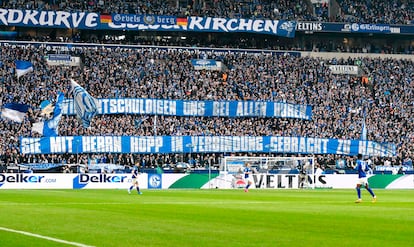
[335,0,414,24]
[0,44,413,172]
[1,0,413,24]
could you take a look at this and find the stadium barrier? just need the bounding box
[0,173,413,189]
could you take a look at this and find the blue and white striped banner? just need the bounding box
[20,136,396,157]
[1,102,30,123]
[62,98,312,120]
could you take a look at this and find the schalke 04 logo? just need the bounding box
[149,174,161,188]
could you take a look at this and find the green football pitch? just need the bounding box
[0,189,413,247]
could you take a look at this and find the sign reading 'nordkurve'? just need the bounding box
[0,8,296,37]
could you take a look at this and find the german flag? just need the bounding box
[176,17,188,27]
[100,14,112,24]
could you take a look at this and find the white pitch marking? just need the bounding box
[0,202,133,206]
[0,226,95,247]
[0,201,280,207]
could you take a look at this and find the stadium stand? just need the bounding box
[1,45,413,172]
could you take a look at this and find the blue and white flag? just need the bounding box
[71,79,99,128]
[361,120,367,141]
[360,109,367,140]
[1,102,30,123]
[15,60,33,78]
[32,92,65,136]
[134,116,148,128]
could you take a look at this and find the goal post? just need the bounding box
[213,156,315,189]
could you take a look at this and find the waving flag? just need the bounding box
[71,79,99,128]
[15,60,33,78]
[361,120,367,141]
[1,103,30,123]
[360,109,367,140]
[134,116,149,128]
[32,92,65,136]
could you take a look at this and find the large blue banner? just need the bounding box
[185,16,296,37]
[0,8,296,37]
[20,136,396,157]
[2,8,413,36]
[296,21,410,34]
[62,98,313,120]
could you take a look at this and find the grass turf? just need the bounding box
[0,189,413,247]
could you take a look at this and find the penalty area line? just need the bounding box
[0,226,95,247]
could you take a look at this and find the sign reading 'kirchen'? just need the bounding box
[0,8,296,37]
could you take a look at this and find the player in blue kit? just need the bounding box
[243,163,253,192]
[352,154,376,203]
[128,165,142,195]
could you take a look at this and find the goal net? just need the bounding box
[213,156,315,189]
